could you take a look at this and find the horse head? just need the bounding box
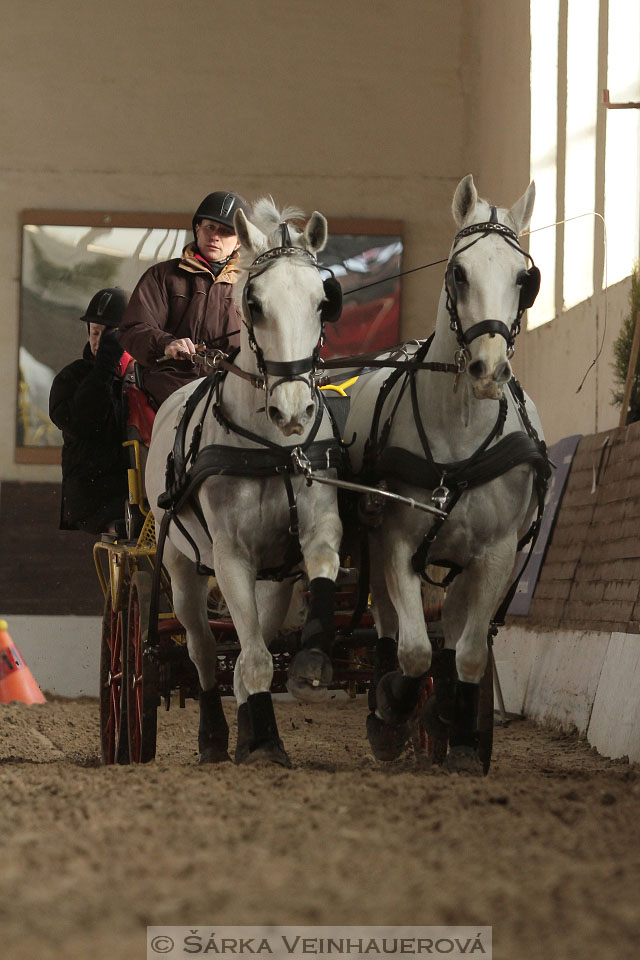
[234,199,335,436]
[446,175,538,400]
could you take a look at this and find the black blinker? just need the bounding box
[320,271,343,324]
[519,266,541,311]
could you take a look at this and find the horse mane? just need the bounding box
[249,197,304,240]
[234,196,307,273]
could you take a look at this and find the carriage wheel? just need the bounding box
[99,587,130,765]
[125,571,159,763]
[477,651,495,775]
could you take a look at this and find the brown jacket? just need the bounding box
[119,244,242,407]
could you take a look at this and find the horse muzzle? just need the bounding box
[466,352,512,400]
[267,387,316,436]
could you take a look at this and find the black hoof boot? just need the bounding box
[287,577,336,702]
[376,670,424,724]
[198,685,231,764]
[234,701,251,764]
[241,692,291,768]
[366,711,410,761]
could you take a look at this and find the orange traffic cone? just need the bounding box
[0,619,46,705]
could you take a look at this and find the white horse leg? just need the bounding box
[233,579,293,763]
[163,539,230,764]
[287,504,341,703]
[438,542,515,771]
[444,542,515,683]
[365,529,432,760]
[213,553,290,766]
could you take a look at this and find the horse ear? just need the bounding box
[233,209,265,253]
[508,181,536,235]
[303,211,328,254]
[452,175,478,227]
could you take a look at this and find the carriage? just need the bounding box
[94,182,549,775]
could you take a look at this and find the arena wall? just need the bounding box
[1,3,637,759]
[3,0,593,487]
[495,420,640,763]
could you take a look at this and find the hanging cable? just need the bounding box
[521,211,608,394]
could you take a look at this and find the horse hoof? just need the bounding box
[287,649,333,702]
[198,746,231,764]
[443,744,483,776]
[242,739,292,768]
[366,712,410,761]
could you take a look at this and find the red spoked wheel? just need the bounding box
[125,571,159,763]
[99,585,130,765]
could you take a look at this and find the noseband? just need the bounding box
[241,223,341,404]
[445,206,540,357]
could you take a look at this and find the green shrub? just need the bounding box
[611,261,640,419]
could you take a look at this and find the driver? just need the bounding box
[118,191,250,409]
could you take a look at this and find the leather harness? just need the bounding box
[156,357,346,582]
[361,335,551,622]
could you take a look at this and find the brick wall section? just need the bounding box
[0,482,104,616]
[522,421,640,633]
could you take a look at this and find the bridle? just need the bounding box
[444,206,541,359]
[240,222,343,413]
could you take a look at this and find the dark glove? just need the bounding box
[95,327,124,375]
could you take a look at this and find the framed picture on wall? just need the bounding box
[17,210,403,462]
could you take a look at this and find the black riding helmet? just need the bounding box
[192,191,250,239]
[80,287,130,329]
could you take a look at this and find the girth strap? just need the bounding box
[375,430,548,492]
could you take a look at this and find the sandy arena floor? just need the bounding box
[1,694,639,960]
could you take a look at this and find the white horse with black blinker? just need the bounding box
[344,175,548,771]
[145,199,344,767]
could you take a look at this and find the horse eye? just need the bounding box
[247,298,263,315]
[453,264,467,284]
[515,270,527,287]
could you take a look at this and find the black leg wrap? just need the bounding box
[198,685,230,763]
[368,636,398,711]
[301,577,336,654]
[376,671,424,723]
[243,692,291,767]
[432,647,457,726]
[235,701,251,764]
[247,691,280,751]
[449,680,479,748]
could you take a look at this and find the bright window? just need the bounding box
[529,0,640,327]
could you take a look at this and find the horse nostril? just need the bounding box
[305,402,315,420]
[267,406,282,423]
[468,360,486,380]
[494,361,512,384]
